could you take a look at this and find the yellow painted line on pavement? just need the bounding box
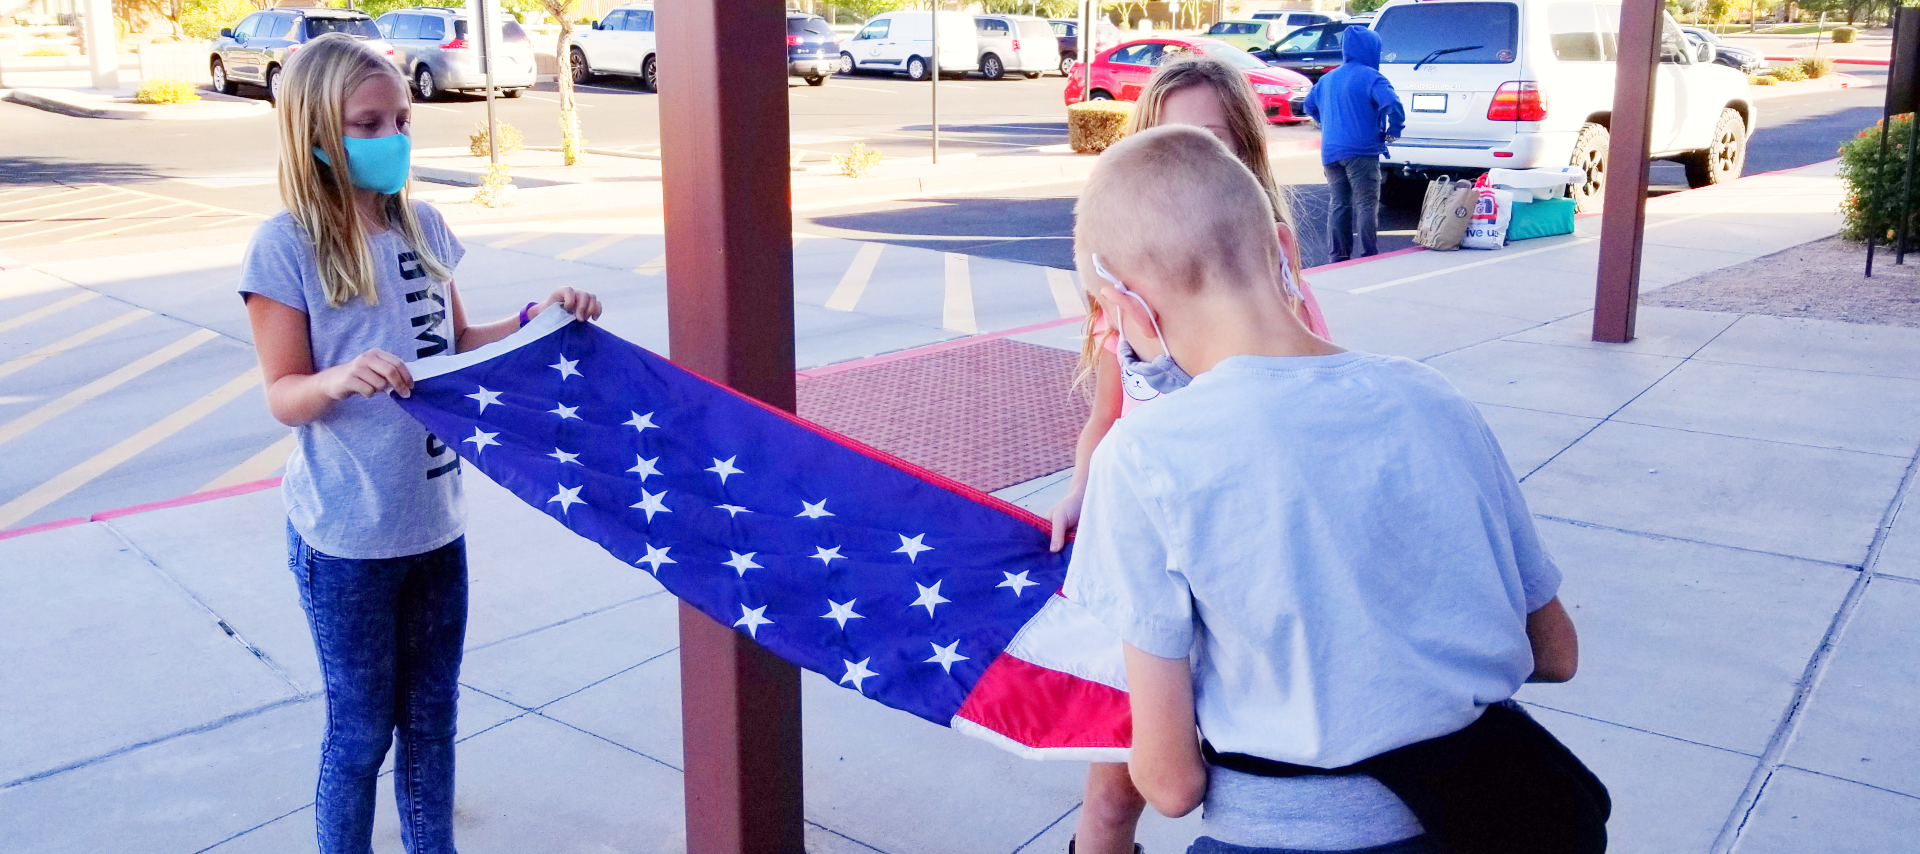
[635,252,668,276]
[554,232,632,262]
[0,291,97,335]
[60,206,225,244]
[0,365,262,530]
[198,214,262,229]
[1046,268,1083,319]
[942,252,977,334]
[824,243,883,312]
[0,308,153,383]
[489,230,550,250]
[0,328,217,450]
[199,433,295,492]
[2,202,183,241]
[105,183,266,219]
[0,188,118,222]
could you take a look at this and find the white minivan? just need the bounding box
[840,10,978,80]
[1370,0,1755,210]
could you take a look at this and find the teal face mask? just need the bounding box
[312,133,411,195]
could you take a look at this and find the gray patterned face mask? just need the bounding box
[1092,254,1193,401]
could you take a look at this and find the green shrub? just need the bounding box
[1797,55,1834,78]
[1838,114,1920,248]
[24,46,67,57]
[832,142,883,178]
[1832,25,1857,42]
[1068,100,1134,153]
[1770,62,1808,81]
[1749,73,1779,85]
[134,79,201,104]
[468,121,525,157]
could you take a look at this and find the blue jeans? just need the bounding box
[1189,834,1439,854]
[289,524,468,854]
[1324,155,1383,261]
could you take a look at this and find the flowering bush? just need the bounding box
[134,80,201,104]
[1838,115,1920,248]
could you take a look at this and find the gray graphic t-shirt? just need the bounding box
[239,203,466,559]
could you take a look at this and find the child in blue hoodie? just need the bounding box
[1302,27,1406,262]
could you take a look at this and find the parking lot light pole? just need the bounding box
[1592,0,1662,343]
[931,0,940,163]
[656,1,806,852]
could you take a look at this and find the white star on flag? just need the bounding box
[734,604,773,639]
[550,355,581,380]
[627,455,662,480]
[467,386,502,413]
[925,640,968,673]
[630,488,671,522]
[624,411,657,433]
[716,504,751,517]
[548,448,582,465]
[796,500,834,519]
[637,543,675,573]
[549,403,580,420]
[839,657,878,692]
[723,551,762,577]
[548,484,584,514]
[706,456,744,484]
[910,580,951,617]
[463,428,499,452]
[811,545,845,566]
[895,534,933,563]
[821,599,864,629]
[997,571,1039,596]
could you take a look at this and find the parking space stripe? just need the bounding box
[0,308,153,383]
[198,432,295,493]
[106,183,264,219]
[489,231,549,249]
[0,291,97,335]
[635,252,668,276]
[0,190,131,227]
[0,328,218,450]
[824,242,883,312]
[59,206,222,244]
[1,202,182,241]
[554,232,633,262]
[1045,268,1083,319]
[942,252,977,334]
[0,365,262,530]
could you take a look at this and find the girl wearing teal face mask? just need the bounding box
[239,33,603,854]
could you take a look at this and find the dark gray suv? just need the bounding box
[211,8,393,102]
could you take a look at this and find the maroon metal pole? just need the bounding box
[1592,0,1664,343]
[656,2,806,853]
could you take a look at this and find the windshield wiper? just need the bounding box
[1413,45,1482,70]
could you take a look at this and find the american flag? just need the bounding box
[397,311,1132,761]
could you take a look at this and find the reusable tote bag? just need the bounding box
[1415,177,1475,251]
[1462,174,1514,250]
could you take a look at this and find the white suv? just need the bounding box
[572,3,657,91]
[1371,0,1755,210]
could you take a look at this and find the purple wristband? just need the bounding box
[519,302,537,328]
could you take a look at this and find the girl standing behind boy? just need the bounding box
[240,34,600,854]
[1050,55,1332,854]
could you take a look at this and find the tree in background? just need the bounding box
[979,0,1081,16]
[173,0,258,38]
[536,0,584,165]
[832,0,906,20]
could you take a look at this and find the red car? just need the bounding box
[1063,37,1313,123]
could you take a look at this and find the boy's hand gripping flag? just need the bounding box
[397,311,1131,760]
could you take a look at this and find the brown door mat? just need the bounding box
[797,338,1090,493]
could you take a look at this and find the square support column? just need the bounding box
[656,2,806,852]
[82,0,119,90]
[1592,0,1664,343]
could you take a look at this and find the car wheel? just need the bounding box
[571,47,594,84]
[981,53,1004,80]
[1059,53,1074,76]
[503,87,525,99]
[211,58,236,96]
[1568,121,1609,213]
[1023,71,1041,79]
[1684,108,1747,188]
[264,65,284,104]
[840,51,856,75]
[415,66,439,101]
[806,74,826,87]
[907,55,929,81]
[1089,89,1113,101]
[641,55,657,92]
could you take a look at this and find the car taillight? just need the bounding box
[1487,81,1546,121]
[441,38,469,50]
[787,35,804,46]
[1012,38,1021,50]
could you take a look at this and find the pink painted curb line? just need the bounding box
[0,477,282,542]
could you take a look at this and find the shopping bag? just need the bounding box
[1507,197,1577,241]
[1462,175,1513,250]
[1415,177,1475,251]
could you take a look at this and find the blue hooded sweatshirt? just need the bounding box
[1302,26,1407,166]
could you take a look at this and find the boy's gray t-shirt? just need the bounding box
[239,204,466,560]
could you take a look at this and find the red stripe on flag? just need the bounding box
[957,653,1132,751]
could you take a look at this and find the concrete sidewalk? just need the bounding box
[4,161,1919,854]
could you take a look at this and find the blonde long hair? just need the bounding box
[1075,54,1304,389]
[277,34,452,308]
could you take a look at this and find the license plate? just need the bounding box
[1412,93,1447,113]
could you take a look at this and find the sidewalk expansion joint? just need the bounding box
[1516,699,1761,757]
[461,588,674,655]
[0,694,312,791]
[1530,515,1867,572]
[1010,802,1083,854]
[189,803,312,854]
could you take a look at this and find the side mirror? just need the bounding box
[1696,41,1714,64]
[219,27,232,37]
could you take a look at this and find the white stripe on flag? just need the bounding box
[1002,594,1128,692]
[950,716,1129,763]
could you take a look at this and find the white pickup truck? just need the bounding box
[1370,0,1756,210]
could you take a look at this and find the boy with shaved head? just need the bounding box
[1063,125,1592,854]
